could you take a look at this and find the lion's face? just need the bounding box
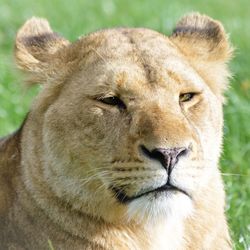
[16,15,232,224]
[38,29,224,223]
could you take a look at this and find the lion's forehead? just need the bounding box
[79,28,180,64]
[76,59,205,100]
[82,28,172,50]
[75,28,206,95]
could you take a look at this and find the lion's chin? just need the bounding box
[125,191,193,224]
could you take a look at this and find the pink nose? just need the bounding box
[140,145,188,174]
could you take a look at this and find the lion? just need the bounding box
[0,13,233,249]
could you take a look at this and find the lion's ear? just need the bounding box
[170,13,233,97]
[15,17,70,84]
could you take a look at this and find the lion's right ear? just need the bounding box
[15,17,70,83]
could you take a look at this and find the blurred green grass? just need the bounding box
[0,0,249,249]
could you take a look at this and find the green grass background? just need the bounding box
[0,0,249,249]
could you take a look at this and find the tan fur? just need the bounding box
[0,13,233,249]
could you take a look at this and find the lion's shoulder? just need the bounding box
[0,122,24,216]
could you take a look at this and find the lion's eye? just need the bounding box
[179,93,196,102]
[99,96,126,110]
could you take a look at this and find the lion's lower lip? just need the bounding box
[111,183,190,203]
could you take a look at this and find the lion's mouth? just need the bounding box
[111,183,190,203]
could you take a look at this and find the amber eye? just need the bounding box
[179,93,196,102]
[99,96,126,110]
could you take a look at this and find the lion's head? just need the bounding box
[15,13,232,225]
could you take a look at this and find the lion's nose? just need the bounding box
[140,145,188,174]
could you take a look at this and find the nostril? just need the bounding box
[176,147,188,158]
[151,148,168,169]
[140,145,152,158]
[140,145,166,167]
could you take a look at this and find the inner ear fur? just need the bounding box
[170,13,233,98]
[15,17,70,83]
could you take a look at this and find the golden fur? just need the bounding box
[0,13,233,249]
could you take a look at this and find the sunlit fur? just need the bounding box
[0,13,233,249]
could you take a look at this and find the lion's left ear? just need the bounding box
[170,13,233,97]
[15,17,70,84]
